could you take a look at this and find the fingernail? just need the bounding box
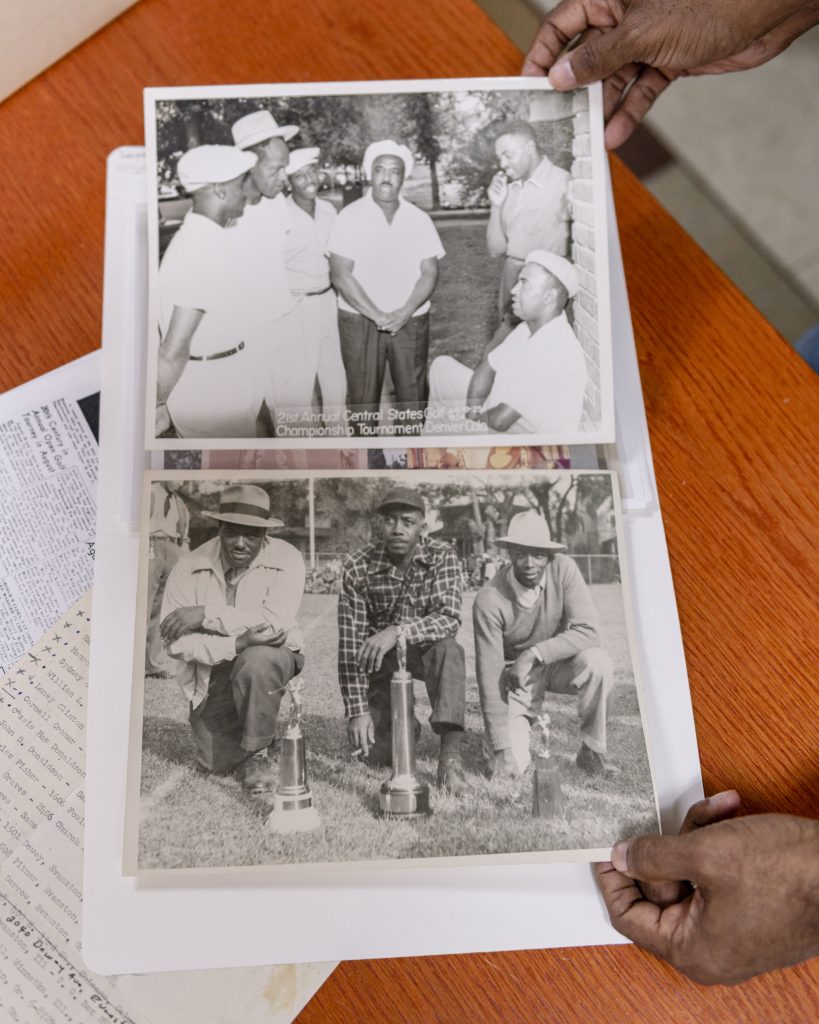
[611,840,630,873]
[549,58,576,90]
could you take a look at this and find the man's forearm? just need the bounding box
[486,206,507,257]
[331,269,383,321]
[157,306,203,403]
[398,263,438,318]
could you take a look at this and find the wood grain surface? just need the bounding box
[1,0,816,1019]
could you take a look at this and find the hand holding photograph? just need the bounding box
[144,79,613,450]
[126,469,657,876]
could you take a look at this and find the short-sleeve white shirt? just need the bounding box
[284,196,337,292]
[327,191,445,316]
[225,192,296,323]
[159,211,245,359]
[486,312,587,433]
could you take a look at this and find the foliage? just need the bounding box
[155,89,575,209]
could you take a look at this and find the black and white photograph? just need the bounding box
[126,468,656,875]
[144,79,613,451]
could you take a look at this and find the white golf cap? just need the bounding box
[176,145,256,193]
[496,510,566,551]
[287,147,320,175]
[362,140,414,180]
[523,250,579,299]
[231,109,300,149]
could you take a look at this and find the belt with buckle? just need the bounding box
[292,285,332,297]
[189,341,245,362]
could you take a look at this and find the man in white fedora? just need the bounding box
[228,110,314,432]
[327,139,445,437]
[159,483,306,795]
[283,147,347,422]
[472,508,616,778]
[157,144,261,439]
[425,249,587,438]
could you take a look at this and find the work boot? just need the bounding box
[436,758,475,797]
[576,743,620,778]
[238,748,276,796]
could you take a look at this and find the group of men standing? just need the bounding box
[156,111,589,441]
[155,483,617,799]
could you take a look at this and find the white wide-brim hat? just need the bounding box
[523,250,579,299]
[287,147,320,176]
[497,509,566,551]
[177,145,256,193]
[362,140,414,181]
[231,109,300,149]
[202,484,284,530]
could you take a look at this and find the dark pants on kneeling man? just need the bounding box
[366,636,465,752]
[189,645,304,773]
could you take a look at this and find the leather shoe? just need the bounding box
[437,758,475,797]
[238,748,276,795]
[576,743,620,778]
[484,747,520,781]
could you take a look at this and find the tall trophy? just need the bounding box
[531,711,566,820]
[264,678,321,834]
[378,629,431,820]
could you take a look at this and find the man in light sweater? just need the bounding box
[472,509,616,778]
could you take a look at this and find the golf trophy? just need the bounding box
[264,677,321,834]
[378,628,431,819]
[531,711,566,820]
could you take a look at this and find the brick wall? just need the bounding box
[567,90,600,428]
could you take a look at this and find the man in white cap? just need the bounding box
[473,509,616,779]
[283,147,347,421]
[160,483,306,795]
[425,249,587,437]
[157,144,260,439]
[228,110,314,432]
[327,140,445,437]
[486,119,570,342]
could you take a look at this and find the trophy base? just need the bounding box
[378,778,431,819]
[264,802,322,834]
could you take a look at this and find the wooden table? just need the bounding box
[2,0,816,1019]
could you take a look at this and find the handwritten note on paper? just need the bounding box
[0,397,98,671]
[0,594,335,1024]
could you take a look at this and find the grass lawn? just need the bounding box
[429,217,500,367]
[138,586,657,872]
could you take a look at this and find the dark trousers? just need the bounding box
[338,310,429,436]
[189,645,302,773]
[367,636,466,744]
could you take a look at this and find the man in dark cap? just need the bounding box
[337,486,473,795]
[159,483,305,795]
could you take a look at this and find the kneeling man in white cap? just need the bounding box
[157,144,261,439]
[159,484,306,795]
[426,251,587,437]
[327,140,445,436]
[473,509,616,779]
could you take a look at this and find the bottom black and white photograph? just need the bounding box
[126,468,658,875]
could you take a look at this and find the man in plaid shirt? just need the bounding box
[338,486,474,796]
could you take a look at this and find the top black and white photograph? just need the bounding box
[144,79,613,450]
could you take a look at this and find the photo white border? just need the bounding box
[143,77,613,452]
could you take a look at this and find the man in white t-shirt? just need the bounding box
[327,140,445,437]
[283,147,347,421]
[157,144,260,439]
[425,250,587,438]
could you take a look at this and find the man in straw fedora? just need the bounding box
[473,508,616,779]
[425,249,587,437]
[228,110,311,431]
[337,486,473,796]
[327,140,445,437]
[159,483,306,795]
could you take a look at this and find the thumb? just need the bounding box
[550,23,643,89]
[611,831,702,884]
